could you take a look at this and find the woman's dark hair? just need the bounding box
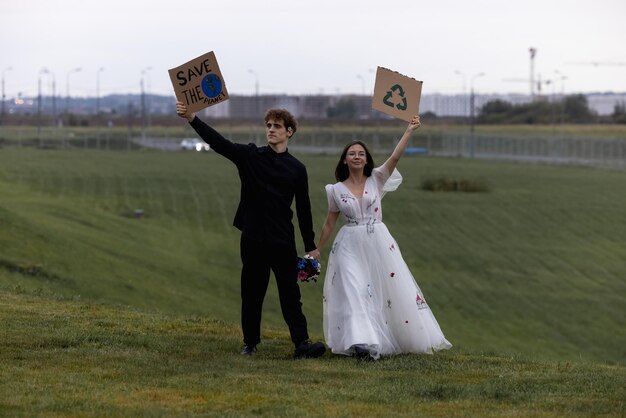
[264,108,297,135]
[334,140,375,182]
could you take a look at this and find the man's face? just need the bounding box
[265,118,291,146]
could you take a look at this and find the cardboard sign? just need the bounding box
[168,51,229,113]
[372,66,422,122]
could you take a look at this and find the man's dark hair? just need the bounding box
[264,108,298,135]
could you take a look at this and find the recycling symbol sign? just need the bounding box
[382,84,408,111]
[372,66,422,122]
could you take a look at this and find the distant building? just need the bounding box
[586,93,626,115]
[201,93,626,119]
[202,94,374,120]
[4,92,626,119]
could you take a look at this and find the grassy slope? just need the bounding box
[0,147,625,368]
[0,149,242,318]
[1,291,624,418]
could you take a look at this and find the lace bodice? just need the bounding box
[325,166,400,226]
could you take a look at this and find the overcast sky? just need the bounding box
[2,0,625,100]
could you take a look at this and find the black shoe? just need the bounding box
[353,346,374,361]
[294,340,326,359]
[241,345,257,356]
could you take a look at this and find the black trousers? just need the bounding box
[239,235,309,347]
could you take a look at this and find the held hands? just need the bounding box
[176,101,196,122]
[406,115,421,132]
[307,248,321,261]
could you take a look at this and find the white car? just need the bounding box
[180,138,210,152]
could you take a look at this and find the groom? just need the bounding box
[176,102,325,359]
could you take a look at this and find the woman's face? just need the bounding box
[344,144,367,170]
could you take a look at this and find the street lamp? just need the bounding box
[356,74,365,96]
[65,67,82,115]
[96,67,104,116]
[51,71,57,124]
[529,47,537,99]
[469,72,485,132]
[469,72,485,158]
[41,68,57,125]
[554,70,567,125]
[38,67,49,141]
[248,69,259,97]
[248,69,259,118]
[248,69,261,121]
[40,67,50,107]
[454,70,468,117]
[356,74,368,118]
[554,70,567,96]
[368,68,375,90]
[1,66,12,124]
[140,66,152,138]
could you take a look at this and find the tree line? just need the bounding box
[476,94,626,124]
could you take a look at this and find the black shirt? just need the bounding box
[189,117,316,252]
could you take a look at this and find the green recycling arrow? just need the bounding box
[382,84,408,111]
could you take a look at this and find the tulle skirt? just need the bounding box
[323,222,452,359]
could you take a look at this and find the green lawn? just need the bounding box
[1,291,624,417]
[0,147,624,368]
[1,145,625,416]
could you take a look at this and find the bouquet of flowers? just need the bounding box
[297,255,321,283]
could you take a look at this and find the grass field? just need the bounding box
[0,145,625,416]
[1,291,624,417]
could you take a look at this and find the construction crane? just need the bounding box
[503,48,539,99]
[562,61,625,92]
[502,75,551,97]
[565,61,626,67]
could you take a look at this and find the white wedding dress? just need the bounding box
[323,166,452,359]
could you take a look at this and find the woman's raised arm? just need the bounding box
[381,115,421,174]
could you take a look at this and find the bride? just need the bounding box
[316,115,452,360]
